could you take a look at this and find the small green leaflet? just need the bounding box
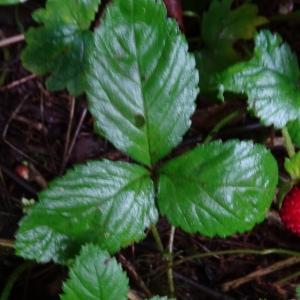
[197,0,267,93]
[86,0,199,166]
[285,152,300,180]
[288,119,300,148]
[218,30,300,128]
[158,140,278,236]
[21,0,101,96]
[0,0,27,4]
[60,244,129,300]
[15,160,158,263]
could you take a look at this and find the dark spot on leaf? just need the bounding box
[134,114,145,127]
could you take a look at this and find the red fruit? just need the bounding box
[15,165,29,181]
[280,187,300,236]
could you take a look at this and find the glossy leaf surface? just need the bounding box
[158,140,278,236]
[87,0,199,166]
[15,161,158,263]
[0,0,27,4]
[61,244,129,300]
[218,30,300,128]
[21,0,101,96]
[197,0,267,93]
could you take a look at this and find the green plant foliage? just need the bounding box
[296,285,300,299]
[196,0,267,93]
[158,140,278,236]
[218,30,300,128]
[60,244,129,300]
[86,0,199,166]
[285,152,300,180]
[21,0,101,96]
[0,0,27,4]
[15,1,282,297]
[288,120,300,148]
[15,161,158,263]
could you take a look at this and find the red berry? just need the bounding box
[280,187,300,236]
[15,165,29,181]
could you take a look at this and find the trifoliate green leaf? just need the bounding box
[60,244,129,300]
[87,0,199,166]
[15,161,158,263]
[21,0,101,96]
[218,30,300,128]
[197,0,267,93]
[0,0,27,4]
[158,140,278,236]
[284,152,300,180]
[288,119,300,148]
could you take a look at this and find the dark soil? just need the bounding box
[1,1,300,299]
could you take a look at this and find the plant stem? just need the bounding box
[282,127,296,158]
[167,226,176,297]
[0,262,33,300]
[0,239,14,248]
[204,111,240,144]
[173,248,300,268]
[150,225,164,253]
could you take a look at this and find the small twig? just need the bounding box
[167,226,176,297]
[282,127,296,158]
[0,239,14,249]
[222,256,300,291]
[13,115,46,132]
[0,74,37,92]
[61,107,87,171]
[119,254,151,297]
[173,248,300,268]
[127,290,142,300]
[0,34,24,48]
[61,96,76,174]
[150,225,165,253]
[2,96,39,165]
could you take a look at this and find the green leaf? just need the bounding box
[284,152,300,180]
[21,0,101,96]
[60,244,129,300]
[158,140,278,236]
[288,119,300,148]
[15,160,158,263]
[296,285,300,299]
[198,0,267,93]
[86,0,199,166]
[0,0,27,4]
[217,30,300,128]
